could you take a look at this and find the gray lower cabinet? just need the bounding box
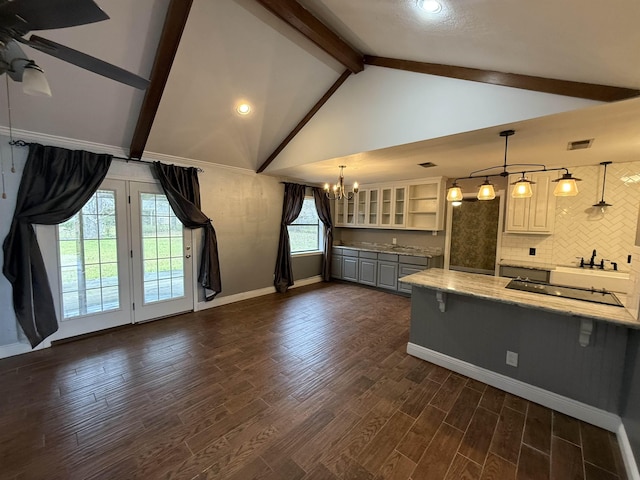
[342,256,358,282]
[331,254,343,279]
[398,255,431,294]
[377,262,398,290]
[358,258,378,286]
[332,247,440,292]
[398,264,424,293]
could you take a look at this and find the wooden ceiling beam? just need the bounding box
[257,69,352,173]
[364,56,640,102]
[254,0,363,73]
[129,0,194,159]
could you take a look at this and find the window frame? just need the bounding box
[288,196,324,256]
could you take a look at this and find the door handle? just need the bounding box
[186,254,191,259]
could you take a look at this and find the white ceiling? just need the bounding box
[0,0,638,184]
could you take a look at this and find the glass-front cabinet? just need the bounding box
[368,189,379,225]
[335,177,447,231]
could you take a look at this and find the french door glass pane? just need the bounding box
[140,193,185,304]
[57,190,120,319]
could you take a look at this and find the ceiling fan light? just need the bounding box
[22,62,51,97]
[446,183,463,202]
[553,172,581,197]
[477,180,495,201]
[511,177,533,198]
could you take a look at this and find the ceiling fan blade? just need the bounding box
[0,0,109,33]
[24,35,150,89]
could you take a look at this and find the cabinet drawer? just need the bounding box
[500,266,550,283]
[378,253,399,262]
[359,251,378,259]
[399,255,429,266]
[332,247,343,256]
[343,249,359,257]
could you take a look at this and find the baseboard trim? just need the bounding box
[0,341,48,360]
[196,276,324,311]
[618,423,640,480]
[407,342,639,480]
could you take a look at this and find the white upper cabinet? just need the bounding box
[505,172,556,234]
[335,177,447,231]
[406,178,447,231]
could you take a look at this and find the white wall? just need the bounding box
[500,161,640,271]
[267,66,600,172]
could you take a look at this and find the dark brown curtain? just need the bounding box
[313,187,333,282]
[153,162,221,301]
[2,144,112,347]
[274,183,306,293]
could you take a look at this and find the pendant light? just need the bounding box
[511,174,534,198]
[477,178,496,200]
[446,181,463,202]
[552,172,581,196]
[445,129,582,202]
[593,161,612,211]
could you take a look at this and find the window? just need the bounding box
[288,197,323,254]
[57,189,120,319]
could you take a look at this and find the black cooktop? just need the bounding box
[505,278,623,307]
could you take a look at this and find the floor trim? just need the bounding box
[407,342,640,480]
[195,276,324,311]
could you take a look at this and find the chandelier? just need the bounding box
[324,165,358,200]
[446,130,581,204]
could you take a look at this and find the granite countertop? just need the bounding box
[400,268,640,328]
[334,242,442,258]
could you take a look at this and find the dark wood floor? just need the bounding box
[0,282,628,480]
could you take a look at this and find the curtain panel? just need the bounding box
[153,162,221,301]
[2,144,112,347]
[274,183,306,293]
[313,187,333,282]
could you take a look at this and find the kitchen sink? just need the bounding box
[505,278,623,307]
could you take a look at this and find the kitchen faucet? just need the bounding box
[589,249,597,268]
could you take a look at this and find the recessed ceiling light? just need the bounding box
[418,0,442,13]
[236,103,251,115]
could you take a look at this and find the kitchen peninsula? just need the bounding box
[401,268,639,425]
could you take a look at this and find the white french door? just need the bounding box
[129,182,193,322]
[39,179,193,342]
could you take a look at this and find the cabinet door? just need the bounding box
[342,256,358,282]
[393,187,406,227]
[505,172,556,233]
[368,189,379,225]
[380,187,392,226]
[335,198,345,226]
[528,173,556,232]
[345,195,356,225]
[377,262,398,290]
[358,258,377,286]
[506,196,529,231]
[331,255,343,279]
[356,190,368,226]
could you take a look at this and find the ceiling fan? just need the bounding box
[0,0,150,95]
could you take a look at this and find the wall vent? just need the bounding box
[418,162,437,168]
[567,139,594,150]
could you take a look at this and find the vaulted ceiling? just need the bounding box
[1,0,639,185]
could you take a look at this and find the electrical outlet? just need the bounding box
[392,238,397,245]
[506,351,518,367]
